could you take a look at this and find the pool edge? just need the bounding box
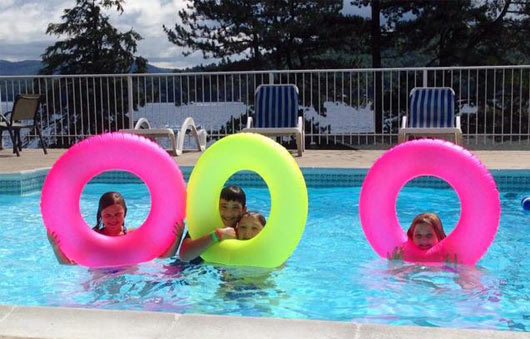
[0,304,525,339]
[2,167,530,195]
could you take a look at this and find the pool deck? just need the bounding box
[2,147,530,172]
[2,147,530,338]
[0,305,528,339]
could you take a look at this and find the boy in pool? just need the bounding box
[48,192,183,264]
[179,186,248,262]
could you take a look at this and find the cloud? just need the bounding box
[0,0,69,42]
[107,0,218,68]
[0,0,215,68]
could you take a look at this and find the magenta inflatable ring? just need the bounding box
[359,139,500,265]
[41,133,186,267]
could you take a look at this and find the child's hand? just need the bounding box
[444,253,459,267]
[47,230,60,249]
[217,227,236,241]
[173,220,185,239]
[387,246,404,261]
[47,231,76,265]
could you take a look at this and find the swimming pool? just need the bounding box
[0,173,529,332]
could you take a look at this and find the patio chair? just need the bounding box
[242,84,305,156]
[398,87,463,145]
[0,94,47,157]
[120,117,207,156]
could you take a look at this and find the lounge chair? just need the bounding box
[120,117,207,156]
[398,87,463,145]
[242,84,305,156]
[0,94,47,157]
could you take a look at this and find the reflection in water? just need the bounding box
[214,266,286,317]
[355,259,505,329]
[72,260,196,313]
[386,262,484,291]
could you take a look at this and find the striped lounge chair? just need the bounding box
[242,84,305,156]
[398,87,462,145]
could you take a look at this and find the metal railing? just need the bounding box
[2,65,530,149]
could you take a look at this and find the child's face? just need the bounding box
[101,203,125,236]
[412,222,439,250]
[236,214,264,240]
[219,198,245,227]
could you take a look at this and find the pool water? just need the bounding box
[0,182,529,331]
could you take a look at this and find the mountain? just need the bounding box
[0,60,176,76]
[0,60,43,76]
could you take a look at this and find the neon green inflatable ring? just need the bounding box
[186,133,308,268]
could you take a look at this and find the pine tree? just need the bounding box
[41,0,147,74]
[39,0,147,147]
[163,0,353,70]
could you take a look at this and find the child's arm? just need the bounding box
[158,221,185,258]
[179,227,235,262]
[47,231,76,265]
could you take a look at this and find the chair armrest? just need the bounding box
[134,117,151,130]
[179,117,198,136]
[0,112,10,124]
[401,116,407,129]
[455,115,461,129]
[246,116,253,129]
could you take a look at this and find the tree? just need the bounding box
[41,0,147,74]
[163,0,356,70]
[39,0,147,146]
[348,0,420,134]
[395,0,530,66]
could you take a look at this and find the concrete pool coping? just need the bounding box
[2,148,530,173]
[0,304,528,339]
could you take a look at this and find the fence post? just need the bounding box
[127,75,134,128]
[423,69,428,87]
[269,72,274,84]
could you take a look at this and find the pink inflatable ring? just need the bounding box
[41,133,186,267]
[359,139,500,265]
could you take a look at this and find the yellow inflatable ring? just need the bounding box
[186,133,308,268]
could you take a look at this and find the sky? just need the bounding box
[0,0,367,69]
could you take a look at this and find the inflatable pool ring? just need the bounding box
[41,133,186,267]
[359,139,500,265]
[186,133,308,268]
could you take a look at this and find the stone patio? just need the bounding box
[2,147,530,173]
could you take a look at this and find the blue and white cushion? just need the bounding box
[409,87,455,128]
[255,84,299,128]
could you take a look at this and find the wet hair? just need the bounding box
[406,212,446,241]
[94,192,128,233]
[220,186,246,207]
[241,211,266,227]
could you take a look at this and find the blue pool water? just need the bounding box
[0,181,529,331]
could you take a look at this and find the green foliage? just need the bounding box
[163,0,361,69]
[40,0,147,75]
[350,0,530,67]
[38,0,148,147]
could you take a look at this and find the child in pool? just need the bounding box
[388,213,480,288]
[236,211,266,240]
[48,191,182,265]
[408,212,446,250]
[389,212,449,261]
[178,186,247,262]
